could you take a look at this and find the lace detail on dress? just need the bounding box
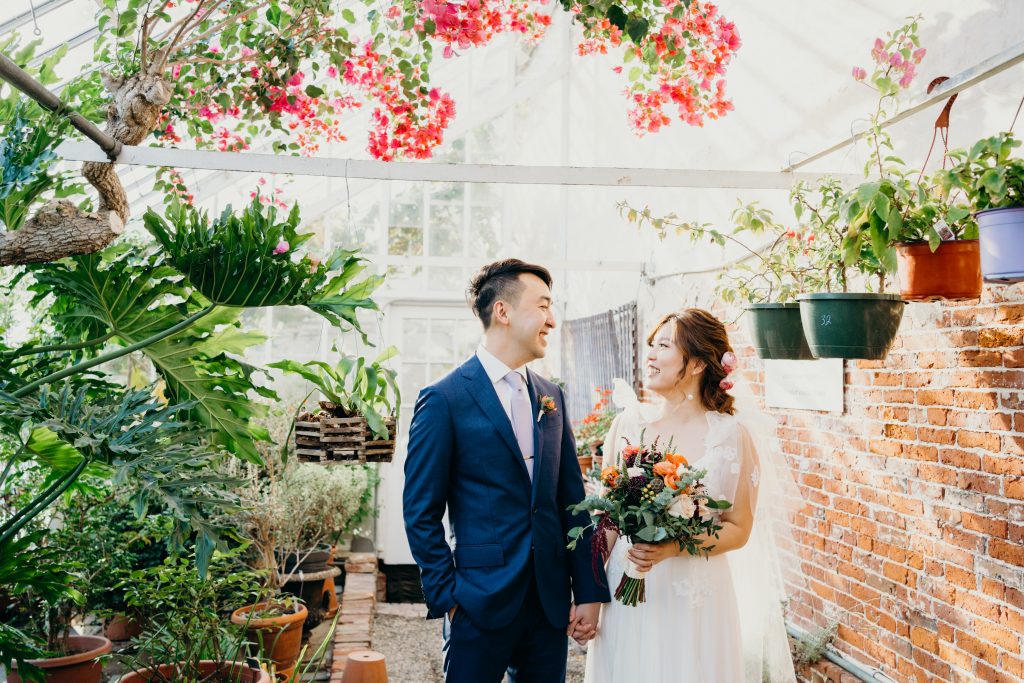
[751,467,761,487]
[672,576,711,608]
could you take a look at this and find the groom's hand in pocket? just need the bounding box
[568,602,600,644]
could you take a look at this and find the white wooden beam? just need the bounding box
[783,39,1024,172]
[57,140,856,189]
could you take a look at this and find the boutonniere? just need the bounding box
[537,395,557,423]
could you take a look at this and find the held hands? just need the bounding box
[567,602,601,645]
[627,542,678,572]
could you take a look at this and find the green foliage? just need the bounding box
[275,463,378,547]
[119,550,263,676]
[145,197,385,340]
[0,383,242,574]
[936,132,1024,212]
[270,346,400,439]
[793,618,840,666]
[621,199,830,304]
[25,248,275,462]
[0,109,82,232]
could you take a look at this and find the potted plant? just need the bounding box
[790,20,944,359]
[573,388,618,473]
[225,436,376,675]
[621,200,820,360]
[842,18,981,301]
[936,131,1024,283]
[117,551,270,683]
[270,347,401,462]
[1,470,114,683]
[794,177,907,361]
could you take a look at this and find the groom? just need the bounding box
[404,259,609,682]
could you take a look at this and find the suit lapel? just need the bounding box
[526,369,545,499]
[461,356,530,480]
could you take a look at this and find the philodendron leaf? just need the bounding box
[28,251,273,462]
[145,200,382,342]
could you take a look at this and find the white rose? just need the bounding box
[667,495,696,519]
[697,500,712,520]
[626,467,644,478]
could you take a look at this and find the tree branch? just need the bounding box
[173,2,268,56]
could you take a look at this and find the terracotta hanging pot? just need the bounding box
[8,635,112,683]
[895,239,982,301]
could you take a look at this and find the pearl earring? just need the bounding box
[686,392,695,401]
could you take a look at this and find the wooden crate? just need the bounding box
[321,416,367,462]
[294,421,329,462]
[363,417,397,463]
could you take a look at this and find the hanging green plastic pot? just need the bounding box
[743,303,815,360]
[797,293,907,360]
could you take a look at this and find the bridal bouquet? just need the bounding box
[567,438,731,606]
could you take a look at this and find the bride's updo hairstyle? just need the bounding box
[647,308,736,415]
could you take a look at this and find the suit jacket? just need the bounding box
[403,354,610,629]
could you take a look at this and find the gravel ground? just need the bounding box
[373,604,586,683]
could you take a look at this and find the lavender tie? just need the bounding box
[504,371,535,481]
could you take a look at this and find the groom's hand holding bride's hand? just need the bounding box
[568,602,601,645]
[628,542,678,572]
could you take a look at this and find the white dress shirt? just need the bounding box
[476,344,529,425]
[476,345,534,475]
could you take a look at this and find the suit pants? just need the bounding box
[442,574,568,683]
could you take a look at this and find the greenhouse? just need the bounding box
[1,0,1023,681]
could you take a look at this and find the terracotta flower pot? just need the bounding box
[895,240,982,301]
[231,601,308,679]
[323,575,340,618]
[119,660,271,683]
[8,635,112,683]
[340,651,388,683]
[577,454,593,475]
[103,614,143,641]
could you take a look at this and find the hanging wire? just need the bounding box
[28,0,42,36]
[1009,92,1024,133]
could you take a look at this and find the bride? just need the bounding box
[583,308,797,683]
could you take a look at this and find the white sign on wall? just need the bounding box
[764,359,844,413]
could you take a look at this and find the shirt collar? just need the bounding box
[476,344,528,386]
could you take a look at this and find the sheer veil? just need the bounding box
[609,378,803,683]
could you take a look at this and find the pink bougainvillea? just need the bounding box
[574,0,740,134]
[154,0,737,160]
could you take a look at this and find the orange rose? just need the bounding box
[666,452,689,468]
[652,461,676,478]
[601,466,620,488]
[663,472,681,490]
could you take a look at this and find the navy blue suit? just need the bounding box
[403,355,609,682]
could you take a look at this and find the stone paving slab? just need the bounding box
[328,556,379,682]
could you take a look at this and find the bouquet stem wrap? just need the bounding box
[615,556,649,605]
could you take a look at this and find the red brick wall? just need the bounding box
[734,283,1024,683]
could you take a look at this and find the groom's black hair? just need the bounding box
[468,259,553,329]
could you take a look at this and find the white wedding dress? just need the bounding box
[583,382,798,683]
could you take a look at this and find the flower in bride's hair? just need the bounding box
[719,378,734,391]
[721,351,738,374]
